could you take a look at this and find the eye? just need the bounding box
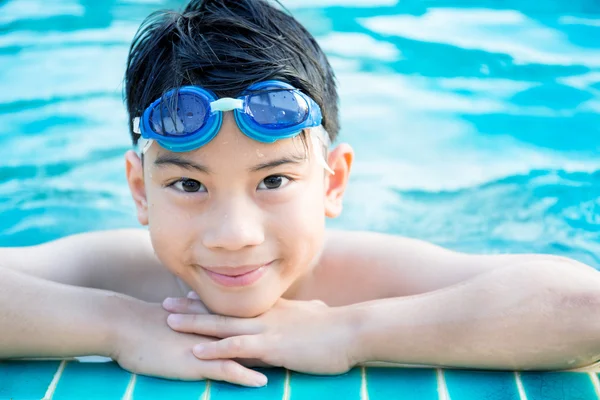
[258,175,292,190]
[170,178,206,193]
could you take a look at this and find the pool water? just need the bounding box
[1,0,599,270]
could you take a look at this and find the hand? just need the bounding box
[163,295,362,375]
[109,295,268,387]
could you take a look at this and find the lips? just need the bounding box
[201,261,273,287]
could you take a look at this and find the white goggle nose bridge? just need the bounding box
[210,97,244,112]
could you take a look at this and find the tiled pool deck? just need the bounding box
[2,360,600,400]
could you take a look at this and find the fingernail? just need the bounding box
[167,314,182,326]
[193,344,204,354]
[163,297,175,308]
[253,374,268,387]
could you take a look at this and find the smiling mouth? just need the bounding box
[201,261,274,287]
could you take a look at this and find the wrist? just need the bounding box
[337,304,371,366]
[100,292,144,359]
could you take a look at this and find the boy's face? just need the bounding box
[126,112,352,317]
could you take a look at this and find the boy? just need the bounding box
[1,0,600,388]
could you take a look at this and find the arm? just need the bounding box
[307,229,596,305]
[0,267,118,358]
[0,229,175,358]
[351,260,600,370]
[0,267,267,386]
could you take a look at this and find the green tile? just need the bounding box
[0,360,62,400]
[366,367,438,400]
[133,375,207,400]
[210,368,286,399]
[444,369,520,400]
[53,361,131,399]
[289,368,362,400]
[520,371,596,400]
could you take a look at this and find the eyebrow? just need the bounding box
[153,153,306,174]
[154,154,212,174]
[249,154,306,172]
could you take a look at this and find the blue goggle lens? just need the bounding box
[149,92,208,136]
[245,90,309,128]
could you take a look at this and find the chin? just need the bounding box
[203,295,277,318]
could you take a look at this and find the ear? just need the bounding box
[324,143,354,218]
[125,150,149,226]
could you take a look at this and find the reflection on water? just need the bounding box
[0,0,599,269]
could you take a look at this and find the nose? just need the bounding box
[202,196,265,251]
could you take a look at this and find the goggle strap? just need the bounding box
[310,129,335,175]
[137,138,153,156]
[132,117,141,134]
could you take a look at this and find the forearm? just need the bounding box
[349,262,600,370]
[0,267,128,359]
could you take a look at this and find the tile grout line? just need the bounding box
[121,373,137,400]
[436,368,451,400]
[588,372,600,400]
[360,366,369,400]
[200,380,211,400]
[514,372,528,400]
[42,359,67,400]
[282,369,291,400]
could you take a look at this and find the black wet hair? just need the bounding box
[124,0,339,146]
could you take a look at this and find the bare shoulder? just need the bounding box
[0,228,184,302]
[302,229,462,305]
[302,229,587,306]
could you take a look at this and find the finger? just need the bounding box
[163,297,209,314]
[193,335,264,361]
[167,314,262,338]
[187,291,201,300]
[195,359,268,387]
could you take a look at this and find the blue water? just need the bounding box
[1,0,599,268]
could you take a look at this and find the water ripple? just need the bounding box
[377,169,600,268]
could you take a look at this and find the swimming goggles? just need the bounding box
[133,80,333,173]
